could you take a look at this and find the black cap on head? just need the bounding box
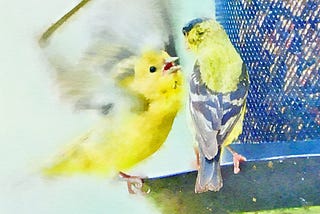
[182,18,210,35]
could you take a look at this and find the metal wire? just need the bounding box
[216,0,320,143]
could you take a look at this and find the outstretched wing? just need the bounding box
[40,0,175,114]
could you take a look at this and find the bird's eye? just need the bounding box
[182,29,188,36]
[149,66,157,73]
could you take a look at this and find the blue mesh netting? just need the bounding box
[216,0,320,143]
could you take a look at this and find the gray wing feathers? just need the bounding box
[190,98,221,159]
[189,63,223,160]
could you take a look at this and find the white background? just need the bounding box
[0,0,214,213]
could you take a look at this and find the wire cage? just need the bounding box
[216,0,320,144]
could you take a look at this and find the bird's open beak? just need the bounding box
[163,57,181,74]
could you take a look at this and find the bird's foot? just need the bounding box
[233,153,246,174]
[227,146,247,174]
[119,172,150,194]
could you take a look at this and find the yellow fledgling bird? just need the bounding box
[183,18,249,193]
[40,0,183,193]
[43,49,183,176]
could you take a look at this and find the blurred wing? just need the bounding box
[40,0,174,113]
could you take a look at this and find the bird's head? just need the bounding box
[131,50,183,101]
[182,18,222,52]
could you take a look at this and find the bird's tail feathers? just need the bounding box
[195,152,223,193]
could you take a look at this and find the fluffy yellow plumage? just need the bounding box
[43,50,183,176]
[38,0,185,188]
[184,19,243,93]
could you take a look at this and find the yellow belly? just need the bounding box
[43,110,177,177]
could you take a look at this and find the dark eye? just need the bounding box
[182,29,188,36]
[149,66,157,73]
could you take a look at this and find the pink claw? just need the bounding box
[119,172,149,194]
[227,146,247,174]
[233,153,247,174]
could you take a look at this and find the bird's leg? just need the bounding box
[194,147,200,170]
[226,146,246,174]
[119,172,149,194]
